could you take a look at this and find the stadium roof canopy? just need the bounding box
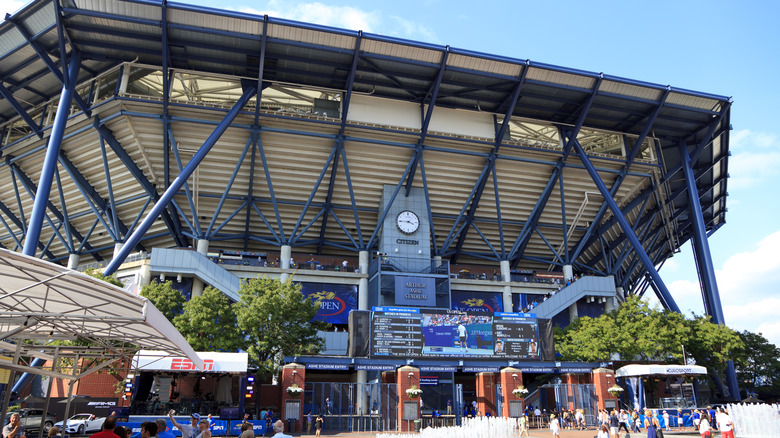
[0,0,730,302]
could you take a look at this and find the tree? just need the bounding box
[683,314,743,398]
[234,276,329,374]
[84,268,124,287]
[733,330,780,396]
[140,280,186,322]
[174,286,242,352]
[555,296,692,362]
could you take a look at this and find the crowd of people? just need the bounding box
[586,406,734,438]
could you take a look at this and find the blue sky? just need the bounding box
[3,0,780,345]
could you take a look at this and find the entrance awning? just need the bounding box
[0,248,203,378]
[615,364,708,378]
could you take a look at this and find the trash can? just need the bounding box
[287,419,297,434]
[414,419,421,432]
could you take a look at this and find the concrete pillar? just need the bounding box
[67,253,80,270]
[397,366,420,432]
[568,302,579,321]
[563,264,574,282]
[592,368,617,410]
[196,238,209,255]
[475,372,497,417]
[280,363,305,433]
[280,245,291,282]
[139,262,152,288]
[113,242,124,260]
[616,286,624,300]
[359,250,369,311]
[192,278,204,297]
[500,367,523,418]
[500,260,512,311]
[605,296,617,313]
[434,255,442,267]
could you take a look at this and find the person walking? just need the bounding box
[549,414,560,438]
[645,410,658,438]
[519,414,530,437]
[699,412,712,438]
[717,408,734,438]
[314,415,323,438]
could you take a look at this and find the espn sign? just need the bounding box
[135,351,248,373]
[171,358,214,371]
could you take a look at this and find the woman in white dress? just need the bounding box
[550,414,560,438]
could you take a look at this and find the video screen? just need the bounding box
[370,307,540,360]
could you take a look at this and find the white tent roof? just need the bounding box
[0,248,203,379]
[615,364,708,378]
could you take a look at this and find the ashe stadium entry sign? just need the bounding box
[370,307,544,360]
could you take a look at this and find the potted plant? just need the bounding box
[607,384,624,397]
[512,386,529,399]
[286,383,304,398]
[406,385,422,399]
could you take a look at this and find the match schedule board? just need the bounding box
[370,307,540,360]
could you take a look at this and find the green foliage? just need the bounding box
[140,280,186,322]
[733,330,780,395]
[234,276,329,374]
[84,268,124,287]
[174,286,242,352]
[554,295,740,377]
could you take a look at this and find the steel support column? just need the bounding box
[574,139,679,312]
[104,81,257,275]
[679,141,740,400]
[22,52,80,256]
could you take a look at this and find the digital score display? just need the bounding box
[370,307,540,360]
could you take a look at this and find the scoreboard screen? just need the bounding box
[370,307,540,360]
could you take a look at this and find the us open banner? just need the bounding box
[301,283,357,324]
[451,291,503,312]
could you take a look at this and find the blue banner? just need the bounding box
[394,276,436,306]
[451,291,503,312]
[301,283,357,324]
[209,420,229,436]
[117,422,142,438]
[229,420,265,436]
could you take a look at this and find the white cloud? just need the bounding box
[725,129,780,190]
[0,0,27,16]
[665,230,780,347]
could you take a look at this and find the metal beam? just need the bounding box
[507,162,562,267]
[0,83,43,138]
[574,138,679,312]
[22,52,80,256]
[104,81,257,275]
[93,119,187,247]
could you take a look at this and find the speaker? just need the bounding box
[348,310,371,357]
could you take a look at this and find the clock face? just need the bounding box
[396,210,420,235]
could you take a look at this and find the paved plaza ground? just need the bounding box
[289,427,705,438]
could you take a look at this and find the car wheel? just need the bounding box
[44,422,53,432]
[78,425,85,435]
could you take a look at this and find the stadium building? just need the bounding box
[0,0,735,432]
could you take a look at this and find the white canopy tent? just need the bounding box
[616,364,708,378]
[0,248,203,428]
